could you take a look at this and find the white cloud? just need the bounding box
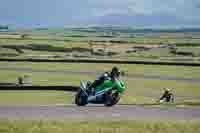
[1,0,200,27]
[87,0,200,18]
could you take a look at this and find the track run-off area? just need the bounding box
[0,66,200,83]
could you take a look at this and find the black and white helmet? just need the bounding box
[111,66,120,77]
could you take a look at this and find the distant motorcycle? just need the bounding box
[159,88,174,103]
[75,79,125,107]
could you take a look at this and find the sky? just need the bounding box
[0,0,200,28]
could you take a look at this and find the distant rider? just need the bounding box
[159,88,174,103]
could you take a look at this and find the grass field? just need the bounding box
[0,62,200,105]
[0,120,199,133]
[1,29,200,62]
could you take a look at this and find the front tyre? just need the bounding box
[111,97,120,106]
[111,93,120,105]
[75,89,88,106]
[104,93,120,107]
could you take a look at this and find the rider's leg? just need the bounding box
[89,78,105,90]
[88,79,104,95]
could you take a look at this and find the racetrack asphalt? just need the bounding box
[0,105,200,121]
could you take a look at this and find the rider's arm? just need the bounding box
[113,79,125,94]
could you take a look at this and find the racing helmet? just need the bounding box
[111,66,120,77]
[164,88,171,92]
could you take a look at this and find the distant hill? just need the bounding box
[78,13,200,31]
[96,13,180,27]
[70,26,200,33]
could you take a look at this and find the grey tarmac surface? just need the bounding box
[0,105,200,121]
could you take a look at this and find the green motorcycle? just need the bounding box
[75,78,125,106]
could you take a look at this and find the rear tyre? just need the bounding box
[75,89,88,106]
[104,94,114,107]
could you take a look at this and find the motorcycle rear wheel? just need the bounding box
[75,89,88,106]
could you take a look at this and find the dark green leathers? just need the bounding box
[95,79,125,94]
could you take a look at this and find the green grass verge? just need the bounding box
[1,62,200,78]
[120,78,200,105]
[0,120,199,133]
[0,91,73,105]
